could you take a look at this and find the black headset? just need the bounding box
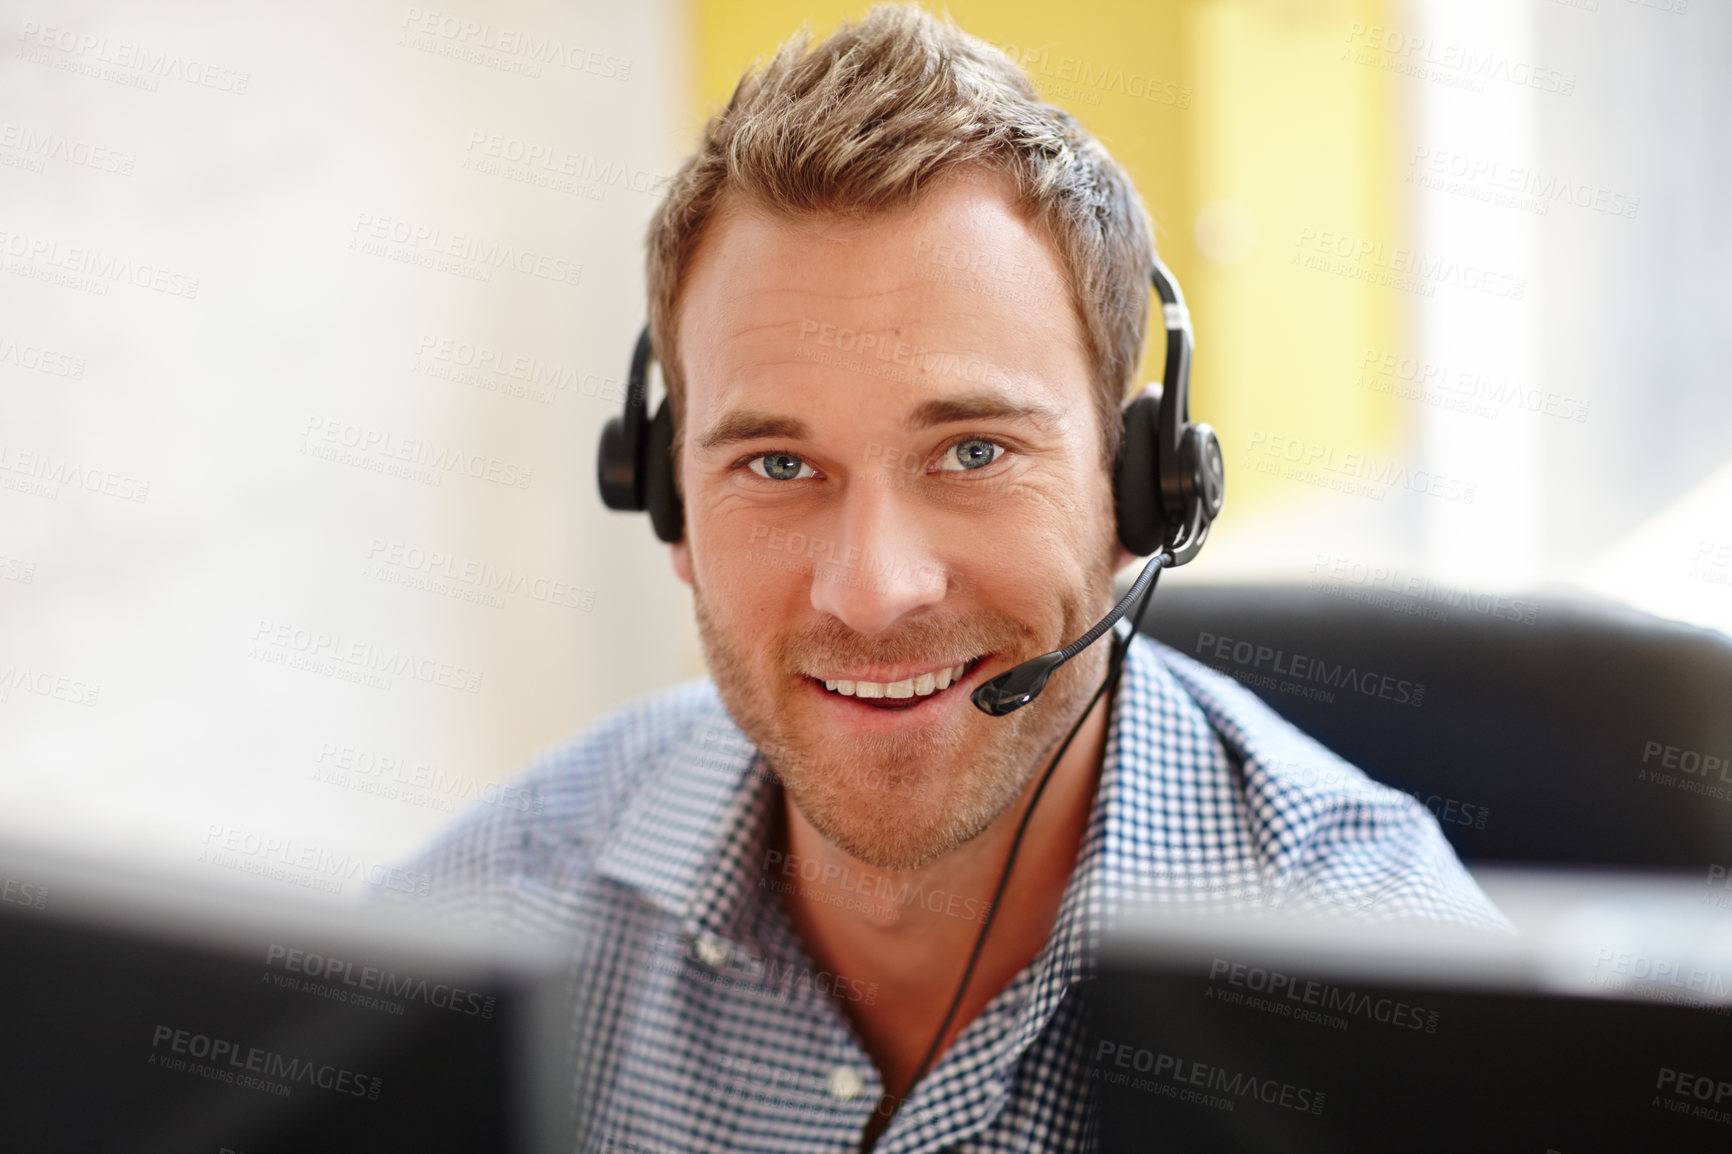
[597,255,1223,567]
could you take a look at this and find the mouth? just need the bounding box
[805,656,987,712]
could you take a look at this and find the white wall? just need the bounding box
[0,0,698,894]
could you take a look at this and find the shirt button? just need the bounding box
[827,1065,865,1101]
[695,938,729,967]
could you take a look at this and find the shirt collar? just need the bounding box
[589,694,767,940]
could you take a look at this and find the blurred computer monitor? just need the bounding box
[1093,869,1732,1153]
[0,839,575,1154]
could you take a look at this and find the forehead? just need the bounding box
[675,170,1094,439]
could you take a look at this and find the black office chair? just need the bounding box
[1138,584,1732,871]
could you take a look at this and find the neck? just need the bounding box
[773,645,1120,1117]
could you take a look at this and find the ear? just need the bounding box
[669,538,692,587]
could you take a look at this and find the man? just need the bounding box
[397,6,1504,1151]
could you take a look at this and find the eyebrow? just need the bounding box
[903,393,1062,433]
[695,412,809,452]
[695,391,1059,452]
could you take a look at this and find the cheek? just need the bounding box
[999,474,1112,567]
[974,492,1115,624]
[958,535,1072,626]
[694,519,805,631]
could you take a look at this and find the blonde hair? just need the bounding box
[645,2,1156,473]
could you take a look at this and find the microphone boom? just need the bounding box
[970,551,1171,717]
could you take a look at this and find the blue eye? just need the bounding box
[936,438,1003,472]
[748,452,815,481]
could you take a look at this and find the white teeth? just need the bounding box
[821,659,972,700]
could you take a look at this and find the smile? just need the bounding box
[808,657,983,709]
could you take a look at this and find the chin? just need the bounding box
[796,790,967,872]
[776,738,1026,872]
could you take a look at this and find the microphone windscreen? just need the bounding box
[970,651,1066,717]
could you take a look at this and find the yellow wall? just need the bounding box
[688,0,1403,523]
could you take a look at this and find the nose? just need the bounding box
[808,475,950,636]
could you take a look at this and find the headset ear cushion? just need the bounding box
[1114,391,1167,557]
[596,415,644,511]
[643,399,684,544]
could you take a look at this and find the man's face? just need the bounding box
[673,170,1122,871]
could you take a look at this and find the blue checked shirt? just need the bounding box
[392,625,1506,1152]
